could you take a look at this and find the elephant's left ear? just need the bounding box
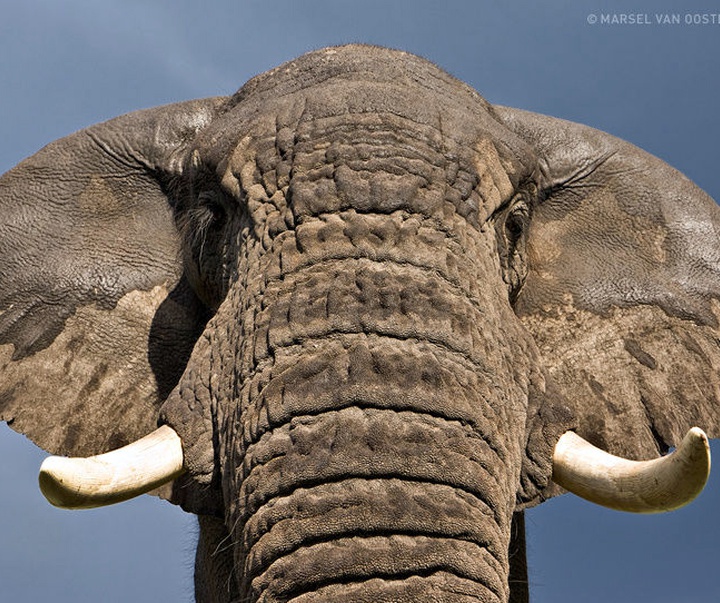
[0,98,225,458]
[496,106,720,462]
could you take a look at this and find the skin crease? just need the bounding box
[1,45,720,602]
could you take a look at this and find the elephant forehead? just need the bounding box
[193,46,534,218]
[209,71,510,156]
[202,88,527,225]
[284,113,515,224]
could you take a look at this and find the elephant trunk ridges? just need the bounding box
[217,212,534,601]
[224,292,528,601]
[181,67,538,601]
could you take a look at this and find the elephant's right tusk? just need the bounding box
[38,425,186,509]
[552,427,711,513]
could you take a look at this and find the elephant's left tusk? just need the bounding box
[38,425,186,509]
[552,427,711,513]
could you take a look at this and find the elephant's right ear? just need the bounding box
[0,97,225,459]
[496,106,720,465]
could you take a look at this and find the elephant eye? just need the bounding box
[496,194,532,303]
[177,188,235,311]
[197,190,228,230]
[505,200,529,249]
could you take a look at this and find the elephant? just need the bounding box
[1,44,719,602]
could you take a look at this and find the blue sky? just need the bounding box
[1,1,719,601]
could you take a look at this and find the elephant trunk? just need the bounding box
[235,409,512,602]
[183,93,540,601]
[221,242,534,602]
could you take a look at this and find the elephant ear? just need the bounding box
[497,106,720,462]
[0,98,224,458]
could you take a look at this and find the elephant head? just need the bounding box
[1,45,718,602]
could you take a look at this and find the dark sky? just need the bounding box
[1,1,719,601]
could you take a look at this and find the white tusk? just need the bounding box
[38,425,185,509]
[552,427,711,513]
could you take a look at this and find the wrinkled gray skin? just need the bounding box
[2,45,720,602]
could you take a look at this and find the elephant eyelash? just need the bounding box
[493,193,533,303]
[178,191,230,244]
[174,192,232,296]
[492,190,531,246]
[505,201,530,247]
[191,204,225,235]
[198,191,230,226]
